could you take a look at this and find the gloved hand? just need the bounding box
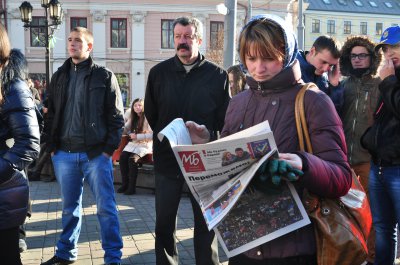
[256,159,304,186]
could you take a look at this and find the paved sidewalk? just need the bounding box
[21,181,228,265]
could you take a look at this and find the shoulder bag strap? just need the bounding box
[295,83,316,153]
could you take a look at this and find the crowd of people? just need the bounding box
[2,11,400,265]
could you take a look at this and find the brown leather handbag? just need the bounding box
[295,83,372,265]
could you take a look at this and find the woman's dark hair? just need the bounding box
[130,98,145,133]
[227,64,246,96]
[2,49,29,85]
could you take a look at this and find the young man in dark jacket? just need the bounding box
[297,36,344,112]
[41,27,124,265]
[145,16,230,265]
[339,35,382,265]
[361,25,400,265]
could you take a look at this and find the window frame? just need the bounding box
[30,16,46,47]
[210,21,224,50]
[161,19,174,49]
[360,22,368,35]
[327,20,336,34]
[312,19,321,33]
[110,18,127,48]
[115,73,130,107]
[344,21,352,34]
[376,22,383,35]
[70,17,87,30]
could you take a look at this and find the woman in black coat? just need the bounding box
[0,24,40,264]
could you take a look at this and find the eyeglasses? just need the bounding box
[350,53,371,60]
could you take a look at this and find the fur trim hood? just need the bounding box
[340,36,381,77]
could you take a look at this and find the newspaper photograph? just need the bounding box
[158,119,278,229]
[158,118,310,257]
[214,182,310,257]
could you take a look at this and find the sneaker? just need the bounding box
[19,239,27,253]
[41,256,75,265]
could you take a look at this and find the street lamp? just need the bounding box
[217,1,237,69]
[19,0,62,90]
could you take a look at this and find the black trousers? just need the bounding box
[0,226,22,265]
[154,170,219,265]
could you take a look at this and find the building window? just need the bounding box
[115,73,130,107]
[369,1,378,7]
[70,17,87,30]
[384,2,393,7]
[312,19,320,33]
[30,17,46,47]
[111,18,127,48]
[327,20,335,34]
[337,0,348,5]
[161,19,174,49]
[376,23,383,35]
[354,0,363,6]
[210,21,224,49]
[360,22,368,35]
[322,0,331,4]
[344,21,351,34]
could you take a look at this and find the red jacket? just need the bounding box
[221,60,352,258]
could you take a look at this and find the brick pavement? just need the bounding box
[21,181,228,265]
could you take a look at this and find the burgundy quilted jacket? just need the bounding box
[221,60,352,259]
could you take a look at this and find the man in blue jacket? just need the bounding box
[297,36,343,112]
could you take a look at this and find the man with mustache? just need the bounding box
[296,36,343,112]
[145,16,230,265]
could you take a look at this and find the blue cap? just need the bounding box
[376,26,400,50]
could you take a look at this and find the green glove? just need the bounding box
[272,160,304,185]
[256,159,304,186]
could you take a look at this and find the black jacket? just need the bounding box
[0,78,40,229]
[145,54,230,176]
[339,36,381,165]
[361,70,400,165]
[45,56,124,158]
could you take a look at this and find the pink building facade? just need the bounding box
[7,0,292,106]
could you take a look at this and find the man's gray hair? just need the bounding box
[173,16,203,40]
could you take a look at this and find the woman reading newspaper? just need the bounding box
[186,14,352,264]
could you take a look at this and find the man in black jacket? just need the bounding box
[145,16,230,265]
[361,25,400,265]
[41,27,124,265]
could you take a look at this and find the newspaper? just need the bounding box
[158,118,310,257]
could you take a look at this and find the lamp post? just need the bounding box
[217,1,237,69]
[19,0,62,90]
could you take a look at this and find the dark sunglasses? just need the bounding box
[350,53,371,60]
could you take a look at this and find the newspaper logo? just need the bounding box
[178,151,205,172]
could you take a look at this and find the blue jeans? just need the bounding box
[51,151,122,263]
[369,162,400,265]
